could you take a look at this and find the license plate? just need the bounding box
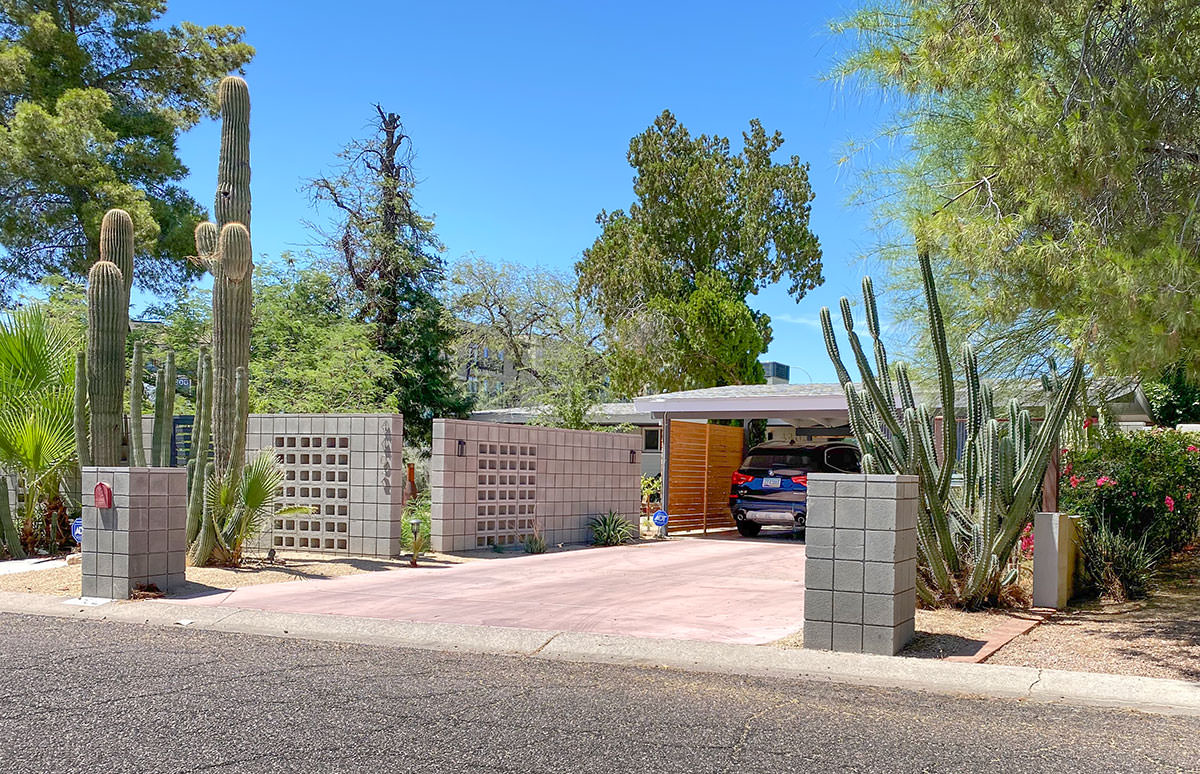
[762,477,781,488]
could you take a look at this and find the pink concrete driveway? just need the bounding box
[174,537,806,645]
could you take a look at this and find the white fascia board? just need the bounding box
[633,393,848,418]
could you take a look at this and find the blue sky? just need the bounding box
[165,0,899,383]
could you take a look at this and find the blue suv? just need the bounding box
[729,441,861,537]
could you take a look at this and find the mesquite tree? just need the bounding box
[821,254,1083,607]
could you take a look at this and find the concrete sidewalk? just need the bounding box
[170,538,808,645]
[2,589,1198,718]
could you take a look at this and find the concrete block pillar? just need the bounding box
[1033,512,1079,609]
[803,473,919,655]
[80,467,188,599]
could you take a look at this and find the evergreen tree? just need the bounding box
[307,107,470,443]
[0,1,253,302]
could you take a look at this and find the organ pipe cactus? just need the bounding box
[821,253,1083,607]
[186,347,213,543]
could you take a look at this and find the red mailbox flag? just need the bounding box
[93,482,113,509]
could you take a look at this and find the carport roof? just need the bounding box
[633,383,851,423]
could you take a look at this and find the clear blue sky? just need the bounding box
[165,0,898,383]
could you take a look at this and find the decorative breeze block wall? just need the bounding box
[430,419,641,552]
[803,473,918,656]
[245,414,406,558]
[80,467,187,599]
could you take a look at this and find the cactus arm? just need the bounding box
[185,349,212,545]
[918,253,958,496]
[85,260,127,466]
[895,361,916,414]
[862,276,898,421]
[150,365,166,467]
[99,209,135,303]
[227,366,249,483]
[157,351,177,466]
[905,409,954,594]
[820,306,853,387]
[129,342,146,467]
[839,297,904,437]
[73,351,90,468]
[214,76,251,229]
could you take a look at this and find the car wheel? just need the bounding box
[736,518,762,537]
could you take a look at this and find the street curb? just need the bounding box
[2,591,1198,717]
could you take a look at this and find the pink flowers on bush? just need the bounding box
[1019,523,1035,557]
[1165,495,1175,512]
[1069,475,1082,488]
[1096,475,1116,487]
[1189,445,1199,453]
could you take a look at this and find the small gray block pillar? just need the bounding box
[1033,512,1079,609]
[803,473,918,655]
[81,467,188,600]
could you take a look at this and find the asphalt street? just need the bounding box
[1,613,1197,773]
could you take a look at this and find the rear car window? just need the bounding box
[741,451,820,470]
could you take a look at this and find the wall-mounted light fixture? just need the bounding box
[457,439,466,457]
[630,450,637,464]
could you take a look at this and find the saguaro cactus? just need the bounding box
[192,75,252,477]
[85,259,126,466]
[820,253,1083,607]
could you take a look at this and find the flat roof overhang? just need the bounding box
[633,392,849,426]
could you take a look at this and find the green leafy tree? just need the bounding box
[0,1,253,302]
[307,107,470,443]
[450,257,607,417]
[142,262,398,415]
[833,0,1200,378]
[1143,363,1200,428]
[577,110,822,395]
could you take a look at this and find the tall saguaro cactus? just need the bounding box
[821,253,1083,607]
[192,75,252,477]
[85,259,127,465]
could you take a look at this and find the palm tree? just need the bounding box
[0,306,79,557]
[189,451,311,566]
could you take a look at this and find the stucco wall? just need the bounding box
[430,419,641,552]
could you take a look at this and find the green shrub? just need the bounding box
[641,474,661,502]
[1062,429,1200,598]
[523,527,547,554]
[399,492,432,556]
[589,511,634,546]
[1077,516,1161,601]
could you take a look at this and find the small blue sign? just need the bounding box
[70,517,83,544]
[651,509,669,528]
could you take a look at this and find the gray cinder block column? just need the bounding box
[803,473,918,655]
[80,467,188,599]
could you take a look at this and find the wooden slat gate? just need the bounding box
[666,420,744,533]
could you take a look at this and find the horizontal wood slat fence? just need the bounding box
[666,420,744,533]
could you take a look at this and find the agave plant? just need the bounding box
[0,306,79,556]
[188,450,310,566]
[589,511,635,546]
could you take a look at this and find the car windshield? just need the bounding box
[741,451,819,471]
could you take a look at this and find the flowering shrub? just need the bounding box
[1062,429,1200,598]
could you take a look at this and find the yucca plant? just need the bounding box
[0,306,79,557]
[523,522,547,554]
[188,450,310,566]
[589,511,635,546]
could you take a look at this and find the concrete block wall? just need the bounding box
[803,473,919,655]
[245,414,406,558]
[80,467,187,599]
[430,419,641,552]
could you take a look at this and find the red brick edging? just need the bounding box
[945,608,1055,663]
